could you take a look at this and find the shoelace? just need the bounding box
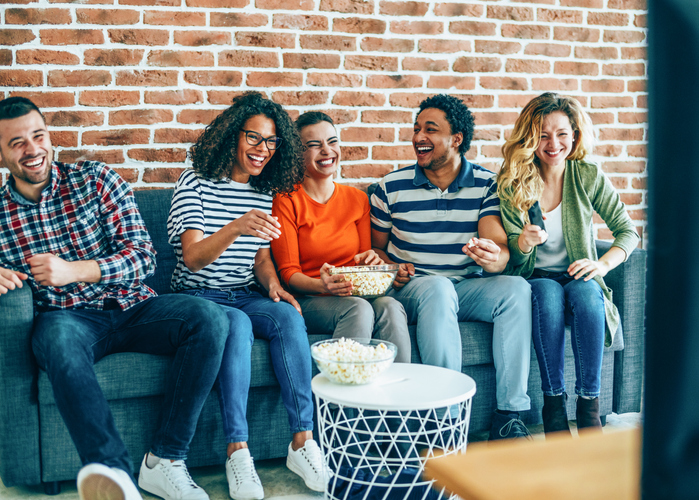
[229,455,260,486]
[300,445,325,475]
[163,460,200,491]
[499,418,533,439]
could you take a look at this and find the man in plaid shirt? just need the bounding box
[0,97,230,500]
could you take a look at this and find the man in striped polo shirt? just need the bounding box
[371,94,533,441]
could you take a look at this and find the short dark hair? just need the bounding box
[417,94,474,154]
[0,96,44,122]
[189,91,304,196]
[295,111,334,133]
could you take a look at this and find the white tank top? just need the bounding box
[535,202,570,272]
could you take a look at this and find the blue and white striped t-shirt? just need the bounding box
[370,158,500,279]
[167,168,273,292]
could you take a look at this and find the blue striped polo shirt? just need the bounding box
[370,157,500,279]
[167,168,272,292]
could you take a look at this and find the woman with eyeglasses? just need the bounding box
[167,92,326,500]
[270,112,411,363]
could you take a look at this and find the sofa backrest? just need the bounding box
[134,189,176,295]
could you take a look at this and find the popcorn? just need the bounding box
[311,338,396,385]
[467,237,477,249]
[329,265,399,297]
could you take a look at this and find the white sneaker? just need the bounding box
[77,463,143,500]
[285,440,327,492]
[138,454,209,500]
[225,448,264,500]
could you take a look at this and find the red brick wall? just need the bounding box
[0,0,648,245]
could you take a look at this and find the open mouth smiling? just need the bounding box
[247,153,267,166]
[317,158,335,167]
[415,145,433,157]
[23,157,45,170]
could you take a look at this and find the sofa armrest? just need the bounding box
[0,285,42,487]
[596,240,647,414]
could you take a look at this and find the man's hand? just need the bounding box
[462,238,502,272]
[319,263,354,296]
[28,254,77,287]
[268,282,302,315]
[392,263,414,290]
[354,250,384,266]
[0,266,28,295]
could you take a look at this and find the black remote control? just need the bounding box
[528,201,546,232]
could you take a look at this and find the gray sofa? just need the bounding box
[0,188,646,493]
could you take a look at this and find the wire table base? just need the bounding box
[312,364,476,500]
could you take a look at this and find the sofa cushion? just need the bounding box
[135,189,176,296]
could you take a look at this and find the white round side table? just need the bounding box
[312,363,477,500]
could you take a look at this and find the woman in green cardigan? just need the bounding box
[497,93,639,436]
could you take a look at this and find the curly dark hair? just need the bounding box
[417,94,475,154]
[189,91,305,196]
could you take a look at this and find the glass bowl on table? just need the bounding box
[327,264,399,298]
[310,338,398,385]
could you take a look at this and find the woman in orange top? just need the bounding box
[271,112,410,362]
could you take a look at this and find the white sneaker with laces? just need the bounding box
[138,454,209,500]
[225,448,264,500]
[285,439,328,492]
[77,463,143,500]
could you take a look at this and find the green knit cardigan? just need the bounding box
[500,159,640,347]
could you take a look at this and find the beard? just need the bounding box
[2,153,52,187]
[417,148,451,171]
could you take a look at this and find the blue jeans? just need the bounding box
[181,287,314,443]
[31,294,230,479]
[387,275,531,412]
[529,274,606,398]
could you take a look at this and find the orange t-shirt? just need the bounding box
[271,183,371,286]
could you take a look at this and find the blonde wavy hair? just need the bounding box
[497,93,594,220]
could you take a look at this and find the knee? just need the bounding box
[418,276,459,308]
[566,279,604,308]
[498,276,531,304]
[339,297,375,329]
[182,296,230,350]
[269,301,308,339]
[32,317,91,371]
[224,309,254,350]
[530,279,564,307]
[371,297,407,322]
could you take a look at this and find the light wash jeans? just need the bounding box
[387,275,532,412]
[296,295,412,364]
[181,287,314,443]
[31,295,230,480]
[529,274,606,398]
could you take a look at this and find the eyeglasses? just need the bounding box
[242,130,283,150]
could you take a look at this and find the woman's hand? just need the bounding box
[319,263,354,296]
[267,282,302,315]
[518,224,548,253]
[567,259,610,281]
[354,250,384,266]
[235,210,282,241]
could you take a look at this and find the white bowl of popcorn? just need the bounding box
[328,264,399,298]
[311,338,398,385]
